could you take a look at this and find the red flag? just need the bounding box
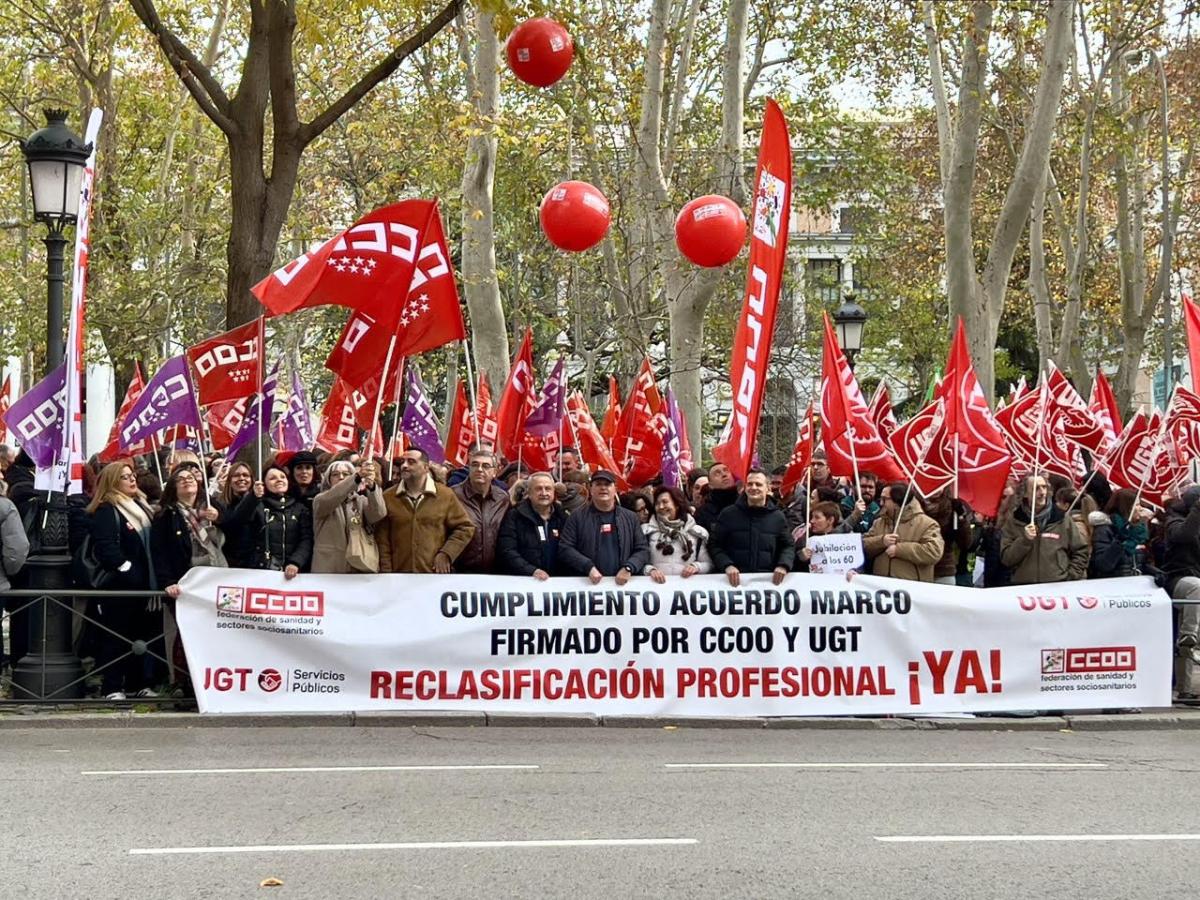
[445,379,472,467]
[711,99,792,480]
[1088,370,1123,450]
[206,397,248,452]
[868,382,898,443]
[100,364,151,462]
[1102,410,1186,510]
[496,329,536,460]
[325,204,466,390]
[1167,386,1200,466]
[568,391,626,484]
[819,314,906,483]
[935,320,1013,516]
[1185,293,1200,393]
[0,374,10,444]
[252,199,436,327]
[616,358,667,486]
[996,386,1082,484]
[314,378,362,453]
[185,320,260,406]
[600,375,622,446]
[888,399,954,499]
[780,406,814,498]
[1045,362,1107,457]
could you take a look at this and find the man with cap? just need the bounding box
[559,469,650,584]
[286,451,322,509]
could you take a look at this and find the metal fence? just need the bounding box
[1,588,196,708]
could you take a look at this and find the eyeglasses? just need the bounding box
[468,462,495,470]
[119,473,137,481]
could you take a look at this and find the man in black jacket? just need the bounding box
[708,469,794,587]
[559,470,649,584]
[695,462,739,532]
[497,472,568,579]
[1164,486,1200,699]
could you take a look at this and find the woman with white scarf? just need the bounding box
[87,460,158,699]
[642,485,712,584]
[312,460,386,573]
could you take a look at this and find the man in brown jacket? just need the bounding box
[451,450,510,573]
[863,483,945,582]
[1000,475,1090,584]
[376,449,475,573]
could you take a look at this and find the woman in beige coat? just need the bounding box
[311,460,386,573]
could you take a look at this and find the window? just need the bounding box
[805,257,843,306]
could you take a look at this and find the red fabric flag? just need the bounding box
[616,358,667,487]
[185,320,260,406]
[100,364,151,462]
[473,373,500,451]
[206,396,248,452]
[888,399,955,499]
[324,204,466,390]
[314,378,362,453]
[445,379,472,467]
[1088,370,1123,450]
[711,99,792,480]
[253,199,435,327]
[780,406,814,499]
[1185,293,1200,393]
[1167,385,1200,466]
[995,385,1082,484]
[868,381,898,444]
[567,391,626,484]
[819,314,906,483]
[0,374,10,444]
[496,329,536,461]
[1101,410,1186,510]
[600,375,622,446]
[1045,362,1107,457]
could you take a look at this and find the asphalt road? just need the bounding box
[3,725,1198,899]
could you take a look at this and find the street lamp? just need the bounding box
[1124,49,1174,394]
[13,109,91,701]
[833,291,868,369]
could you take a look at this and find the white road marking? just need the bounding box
[666,762,1107,770]
[876,834,1200,844]
[83,764,539,776]
[130,838,699,856]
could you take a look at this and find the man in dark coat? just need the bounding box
[695,462,739,532]
[708,469,794,586]
[497,472,568,579]
[559,470,649,584]
[452,450,510,573]
[1164,486,1200,698]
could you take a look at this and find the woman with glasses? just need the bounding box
[312,460,385,573]
[211,461,257,568]
[86,461,158,699]
[642,485,712,584]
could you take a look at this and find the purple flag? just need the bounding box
[120,355,200,449]
[227,364,279,460]
[524,358,566,436]
[3,363,66,468]
[399,365,445,463]
[274,368,315,451]
[661,388,685,489]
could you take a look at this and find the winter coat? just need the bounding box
[0,496,29,591]
[559,503,650,577]
[642,515,712,576]
[840,496,882,534]
[90,502,155,590]
[708,495,795,574]
[923,494,973,579]
[452,482,511,573]
[1088,511,1147,579]
[310,475,387,574]
[978,523,1010,587]
[5,452,36,519]
[862,500,944,582]
[236,491,313,572]
[150,504,225,588]
[497,500,569,576]
[1000,503,1090,585]
[695,487,740,533]
[213,491,257,568]
[1163,500,1200,594]
[375,477,475,573]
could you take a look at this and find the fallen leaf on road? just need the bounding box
[663,725,677,731]
[260,878,284,887]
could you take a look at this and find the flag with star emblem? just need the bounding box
[324,203,466,390]
[315,377,362,453]
[399,365,445,463]
[185,320,260,406]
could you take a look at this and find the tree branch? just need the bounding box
[923,0,953,191]
[302,0,464,145]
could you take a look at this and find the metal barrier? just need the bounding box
[1,588,196,708]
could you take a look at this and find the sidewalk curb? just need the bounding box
[2,709,1199,730]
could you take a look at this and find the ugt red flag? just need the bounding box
[819,313,906,483]
[1102,410,1186,510]
[780,406,814,499]
[567,391,624,484]
[711,99,792,480]
[888,399,954,499]
[496,329,536,461]
[868,382,898,444]
[616,358,668,487]
[600,376,622,446]
[1089,370,1123,449]
[185,320,260,406]
[1185,293,1200,393]
[100,364,151,462]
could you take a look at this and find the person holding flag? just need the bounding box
[862,484,944,583]
[1000,475,1090,585]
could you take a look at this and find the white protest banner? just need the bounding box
[176,569,1172,716]
[806,533,864,575]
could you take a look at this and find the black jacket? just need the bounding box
[708,495,795,573]
[559,503,650,577]
[214,491,257,568]
[90,503,154,590]
[1163,499,1200,594]
[234,492,313,572]
[5,451,37,519]
[150,506,200,589]
[497,499,569,576]
[695,487,739,534]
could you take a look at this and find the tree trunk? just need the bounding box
[458,9,509,386]
[1029,174,1053,370]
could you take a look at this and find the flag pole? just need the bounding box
[388,356,407,462]
[461,339,484,447]
[1029,367,1049,534]
[149,430,164,485]
[187,380,212,502]
[364,334,398,458]
[255,316,266,476]
[847,424,862,501]
[803,429,814,551]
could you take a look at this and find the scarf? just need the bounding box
[177,499,226,566]
[113,494,152,532]
[652,514,696,562]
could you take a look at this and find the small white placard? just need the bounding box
[807,533,864,574]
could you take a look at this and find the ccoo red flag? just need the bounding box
[600,375,622,446]
[567,391,625,484]
[496,329,537,461]
[445,379,472,467]
[185,320,260,406]
[314,378,362,453]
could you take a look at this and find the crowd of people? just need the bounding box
[0,440,1196,703]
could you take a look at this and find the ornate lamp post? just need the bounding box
[13,109,91,699]
[833,291,868,369]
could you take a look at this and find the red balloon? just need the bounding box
[539,181,611,252]
[506,18,575,88]
[674,195,747,267]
